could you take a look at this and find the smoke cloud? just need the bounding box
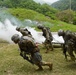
[0,18,64,44]
[0,9,64,44]
[0,19,45,43]
[0,19,21,43]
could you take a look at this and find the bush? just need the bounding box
[56,10,74,24]
[73,17,76,25]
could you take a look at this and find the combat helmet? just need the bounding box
[11,34,20,43]
[58,29,64,36]
[37,24,44,29]
[16,27,20,31]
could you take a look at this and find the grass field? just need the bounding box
[0,42,76,75]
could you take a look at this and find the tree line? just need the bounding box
[0,0,76,25]
[0,0,58,20]
[51,0,76,11]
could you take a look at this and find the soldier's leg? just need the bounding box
[41,61,53,70]
[67,40,75,61]
[62,44,68,60]
[32,52,43,70]
[44,41,50,53]
[49,42,53,51]
[45,43,53,53]
[67,48,75,61]
[35,63,43,71]
[32,52,53,70]
[45,44,50,53]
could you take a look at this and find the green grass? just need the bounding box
[0,42,76,75]
[50,20,76,32]
[0,39,9,43]
[8,8,76,32]
[8,8,51,22]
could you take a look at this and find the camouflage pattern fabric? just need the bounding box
[37,25,53,53]
[58,29,76,61]
[16,27,32,37]
[11,34,53,70]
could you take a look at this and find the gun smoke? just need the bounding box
[0,10,64,44]
[0,18,46,43]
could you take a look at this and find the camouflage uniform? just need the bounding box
[11,34,53,70]
[37,25,53,53]
[16,27,32,38]
[58,29,76,61]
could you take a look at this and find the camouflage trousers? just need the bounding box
[66,40,76,61]
[31,52,52,70]
[43,40,53,53]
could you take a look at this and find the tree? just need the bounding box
[51,0,76,11]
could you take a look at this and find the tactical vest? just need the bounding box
[18,36,39,54]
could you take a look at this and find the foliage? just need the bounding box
[72,11,76,25]
[51,0,76,11]
[56,10,74,24]
[8,8,52,22]
[8,8,76,32]
[73,17,76,25]
[0,0,58,20]
[0,0,76,25]
[36,4,58,20]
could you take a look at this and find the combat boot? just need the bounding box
[36,64,43,71]
[47,62,53,70]
[43,62,53,70]
[41,61,53,70]
[36,68,43,71]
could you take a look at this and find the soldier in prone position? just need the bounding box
[58,29,76,61]
[11,34,53,71]
[37,25,53,53]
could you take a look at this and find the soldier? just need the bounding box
[11,34,53,71]
[16,27,32,37]
[58,29,76,61]
[37,25,53,53]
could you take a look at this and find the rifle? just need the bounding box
[23,56,34,64]
[20,52,34,64]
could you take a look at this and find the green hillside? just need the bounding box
[8,8,51,22]
[51,0,76,11]
[8,8,76,32]
[0,0,58,20]
[1,0,76,26]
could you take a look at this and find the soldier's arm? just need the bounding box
[23,53,34,64]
